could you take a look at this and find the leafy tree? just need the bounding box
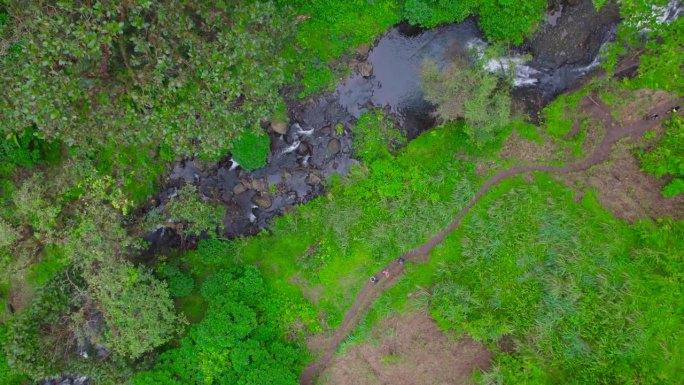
[0,218,18,250]
[421,59,511,146]
[148,185,225,239]
[159,265,195,298]
[88,260,184,360]
[0,1,293,160]
[132,266,304,385]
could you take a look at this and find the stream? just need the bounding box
[145,0,624,253]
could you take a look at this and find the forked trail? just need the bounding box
[299,95,682,385]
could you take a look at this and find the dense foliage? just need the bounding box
[403,0,547,44]
[422,59,511,146]
[133,266,305,385]
[1,0,683,384]
[429,177,684,384]
[0,1,293,160]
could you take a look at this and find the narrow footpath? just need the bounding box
[299,94,683,385]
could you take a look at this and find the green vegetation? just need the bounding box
[1,0,683,384]
[639,115,684,197]
[230,131,271,171]
[146,185,225,239]
[353,110,406,163]
[403,0,547,44]
[0,1,292,160]
[422,58,512,146]
[429,177,683,383]
[132,266,305,385]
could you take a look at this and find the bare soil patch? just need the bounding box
[500,131,560,165]
[319,312,492,385]
[564,140,684,222]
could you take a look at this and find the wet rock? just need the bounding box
[233,182,248,195]
[529,0,619,69]
[357,61,373,77]
[356,43,371,58]
[170,161,202,184]
[221,189,233,203]
[251,178,267,193]
[327,138,341,156]
[306,172,323,186]
[297,141,312,156]
[270,120,288,135]
[252,193,273,209]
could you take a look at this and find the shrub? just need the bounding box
[160,185,225,238]
[160,265,195,298]
[639,115,684,197]
[197,238,233,266]
[403,0,476,28]
[353,110,406,163]
[230,131,271,171]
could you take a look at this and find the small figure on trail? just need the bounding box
[398,257,406,265]
[370,276,379,283]
[382,269,389,278]
[672,105,681,113]
[646,113,659,120]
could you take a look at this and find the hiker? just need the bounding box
[398,257,406,265]
[382,269,389,278]
[370,276,378,283]
[647,113,659,120]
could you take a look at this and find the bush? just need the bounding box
[197,238,233,266]
[353,110,406,163]
[403,0,476,28]
[639,115,684,197]
[156,185,225,238]
[402,0,546,45]
[230,131,271,171]
[132,266,304,385]
[421,59,511,146]
[160,265,195,298]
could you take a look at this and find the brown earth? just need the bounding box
[300,94,684,385]
[564,139,684,222]
[319,312,492,385]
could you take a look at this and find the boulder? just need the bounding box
[270,120,288,135]
[252,193,272,209]
[327,138,341,156]
[356,43,371,57]
[357,61,373,78]
[232,182,248,195]
[251,178,267,193]
[306,172,323,186]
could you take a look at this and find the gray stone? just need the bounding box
[233,182,248,195]
[327,138,341,156]
[306,172,322,186]
[357,61,373,77]
[270,120,288,135]
[252,193,272,209]
[356,43,371,57]
[251,178,267,192]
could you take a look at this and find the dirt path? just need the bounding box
[299,95,682,385]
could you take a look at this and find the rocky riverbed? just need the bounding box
[144,0,627,253]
